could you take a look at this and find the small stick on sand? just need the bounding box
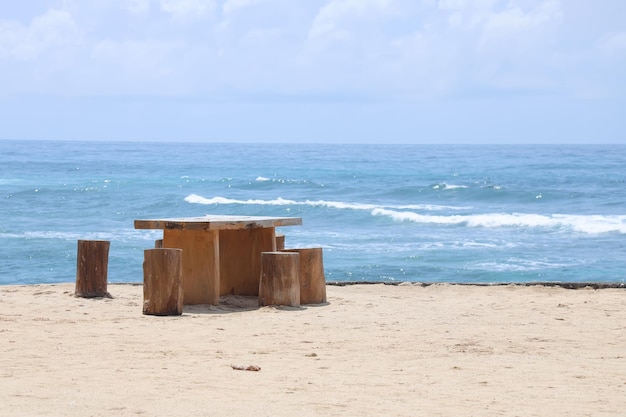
[231,364,261,372]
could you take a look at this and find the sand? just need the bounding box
[1,282,625,417]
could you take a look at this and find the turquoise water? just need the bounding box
[1,140,625,285]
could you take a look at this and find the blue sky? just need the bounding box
[0,0,624,143]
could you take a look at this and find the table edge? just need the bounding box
[134,216,303,230]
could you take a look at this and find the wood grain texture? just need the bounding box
[75,240,110,298]
[220,227,276,296]
[258,252,300,307]
[142,249,183,316]
[163,228,220,305]
[284,248,327,305]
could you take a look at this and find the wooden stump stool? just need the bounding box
[143,248,184,316]
[155,239,163,248]
[259,252,300,307]
[275,233,285,250]
[284,248,327,304]
[75,240,110,298]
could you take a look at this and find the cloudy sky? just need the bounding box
[1,0,624,143]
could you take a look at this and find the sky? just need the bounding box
[0,0,625,144]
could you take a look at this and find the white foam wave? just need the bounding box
[432,183,468,190]
[397,204,469,211]
[1,229,161,242]
[255,176,270,182]
[185,194,380,210]
[371,208,626,235]
[184,194,626,235]
[0,178,24,185]
[184,194,467,211]
[24,231,115,240]
[469,258,569,272]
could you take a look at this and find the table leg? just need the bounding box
[163,229,220,305]
[219,227,276,296]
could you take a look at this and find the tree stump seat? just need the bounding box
[142,248,184,316]
[283,247,327,305]
[275,233,285,250]
[75,240,110,298]
[258,252,300,307]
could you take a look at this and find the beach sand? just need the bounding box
[1,283,624,417]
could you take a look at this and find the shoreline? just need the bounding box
[4,280,625,289]
[327,281,626,289]
[1,282,625,416]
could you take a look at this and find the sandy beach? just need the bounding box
[1,282,624,417]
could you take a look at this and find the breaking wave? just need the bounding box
[185,194,626,235]
[184,194,466,211]
[371,208,626,235]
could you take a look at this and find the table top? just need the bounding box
[134,215,302,231]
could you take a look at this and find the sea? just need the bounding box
[1,140,625,286]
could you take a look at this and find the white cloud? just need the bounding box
[298,0,567,99]
[438,0,562,38]
[124,0,152,14]
[438,0,498,14]
[0,9,81,61]
[0,0,623,102]
[479,0,562,49]
[160,0,217,19]
[438,0,498,28]
[0,1,624,143]
[309,0,394,39]
[425,0,566,97]
[222,0,261,15]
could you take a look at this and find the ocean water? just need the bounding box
[1,140,625,285]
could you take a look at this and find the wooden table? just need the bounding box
[134,215,302,305]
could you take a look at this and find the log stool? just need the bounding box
[275,233,285,250]
[75,240,110,298]
[258,252,300,307]
[155,239,163,248]
[143,248,184,316]
[284,248,327,304]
